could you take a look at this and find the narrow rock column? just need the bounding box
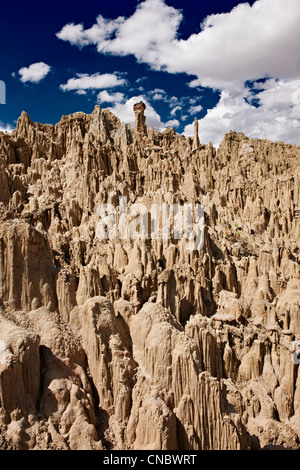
[56,268,77,322]
[133,102,147,136]
[193,117,200,149]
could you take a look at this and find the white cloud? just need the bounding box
[96,88,181,130]
[170,105,182,116]
[57,0,300,145]
[188,104,203,115]
[184,79,300,147]
[56,0,300,90]
[56,23,88,46]
[189,97,199,105]
[136,76,148,84]
[108,95,162,129]
[57,0,181,63]
[97,90,125,103]
[60,72,126,92]
[75,89,87,95]
[56,16,126,48]
[148,88,168,101]
[18,62,51,83]
[169,96,180,105]
[165,119,180,128]
[106,94,178,131]
[0,122,13,133]
[151,92,165,101]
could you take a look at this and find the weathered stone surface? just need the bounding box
[0,104,299,450]
[133,101,147,136]
[0,315,40,414]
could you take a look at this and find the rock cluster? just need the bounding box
[0,104,299,450]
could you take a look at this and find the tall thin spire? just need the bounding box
[193,117,200,149]
[133,101,147,135]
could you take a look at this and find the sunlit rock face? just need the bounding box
[0,104,299,450]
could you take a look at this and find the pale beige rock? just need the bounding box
[193,117,200,150]
[0,106,299,450]
[133,102,147,136]
[0,315,40,414]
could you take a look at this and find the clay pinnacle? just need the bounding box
[193,117,200,149]
[133,101,147,135]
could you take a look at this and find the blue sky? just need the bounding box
[1,0,300,146]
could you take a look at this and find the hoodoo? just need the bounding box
[133,101,147,135]
[193,117,200,149]
[0,105,299,451]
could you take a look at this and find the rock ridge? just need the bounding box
[0,105,299,450]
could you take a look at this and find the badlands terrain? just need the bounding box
[0,103,299,450]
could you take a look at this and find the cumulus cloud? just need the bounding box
[57,0,300,145]
[75,89,87,95]
[56,0,181,63]
[151,92,166,101]
[105,94,178,131]
[0,122,13,133]
[170,105,182,116]
[108,95,162,129]
[188,104,203,115]
[60,72,126,92]
[136,76,148,84]
[56,0,300,90]
[56,15,126,48]
[184,79,300,147]
[148,88,168,101]
[18,62,51,83]
[99,89,190,129]
[165,119,180,128]
[97,90,125,103]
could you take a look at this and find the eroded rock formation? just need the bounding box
[0,104,299,450]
